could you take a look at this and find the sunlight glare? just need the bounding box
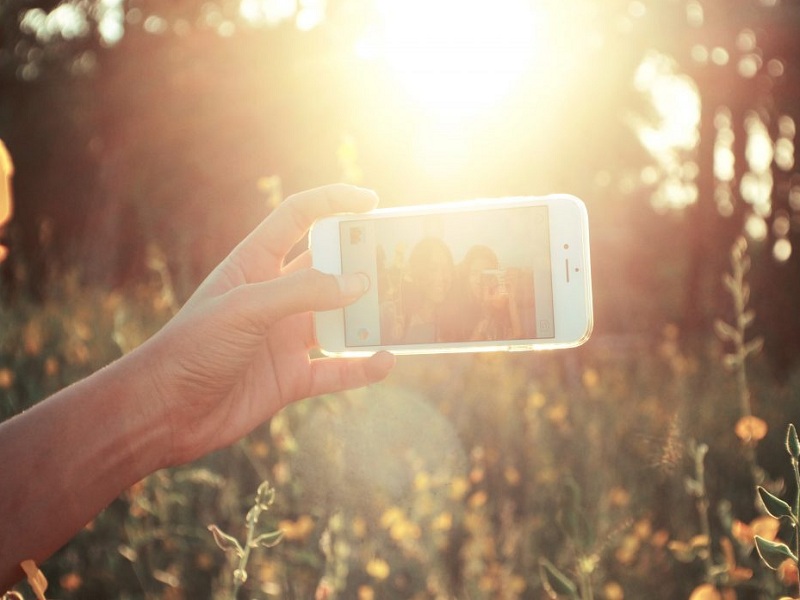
[20,5,89,43]
[744,214,767,241]
[633,52,701,209]
[367,0,542,120]
[635,53,700,154]
[239,0,298,27]
[773,238,792,262]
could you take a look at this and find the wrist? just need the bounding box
[86,343,176,476]
[119,337,181,470]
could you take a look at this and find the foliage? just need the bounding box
[208,481,284,598]
[3,254,800,599]
[752,424,800,599]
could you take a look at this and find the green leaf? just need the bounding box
[757,487,794,520]
[208,525,244,558]
[539,559,579,599]
[250,530,284,549]
[256,481,277,509]
[786,424,800,459]
[754,535,798,569]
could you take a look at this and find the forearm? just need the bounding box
[0,346,170,591]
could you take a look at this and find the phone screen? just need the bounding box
[339,205,555,348]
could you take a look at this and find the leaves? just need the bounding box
[250,530,284,549]
[744,337,765,357]
[713,319,738,343]
[786,424,800,460]
[208,525,244,558]
[754,536,798,570]
[256,481,277,509]
[757,487,795,521]
[539,559,579,599]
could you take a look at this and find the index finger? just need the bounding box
[234,184,378,279]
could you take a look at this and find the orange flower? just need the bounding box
[688,584,736,600]
[0,368,13,389]
[778,559,800,587]
[60,572,82,592]
[720,537,753,583]
[0,138,13,264]
[735,416,768,444]
[278,515,315,542]
[20,560,47,600]
[732,516,780,549]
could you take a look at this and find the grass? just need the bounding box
[2,242,800,599]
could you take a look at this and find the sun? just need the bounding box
[362,0,545,121]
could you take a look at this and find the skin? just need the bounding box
[0,184,395,591]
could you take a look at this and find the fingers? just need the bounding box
[282,249,311,275]
[223,268,369,333]
[308,352,396,397]
[232,184,378,282]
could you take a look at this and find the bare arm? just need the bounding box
[0,184,395,591]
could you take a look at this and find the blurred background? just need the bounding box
[1,0,800,598]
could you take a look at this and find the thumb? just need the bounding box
[224,269,369,330]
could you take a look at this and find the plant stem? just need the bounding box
[232,504,262,599]
[732,255,751,420]
[694,443,716,578]
[729,244,765,487]
[793,456,800,599]
[577,564,595,600]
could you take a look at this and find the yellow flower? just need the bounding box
[366,558,390,581]
[358,585,375,600]
[380,507,404,529]
[582,368,600,389]
[414,471,431,491]
[0,368,14,389]
[279,515,315,542]
[504,466,521,486]
[468,490,488,509]
[432,512,453,531]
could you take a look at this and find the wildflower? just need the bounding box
[735,415,768,444]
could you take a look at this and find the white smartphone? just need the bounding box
[309,194,593,356]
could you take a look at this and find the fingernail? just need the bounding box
[338,272,371,297]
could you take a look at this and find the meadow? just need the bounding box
[2,232,800,599]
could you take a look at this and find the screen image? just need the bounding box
[339,205,554,347]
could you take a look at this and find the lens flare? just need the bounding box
[365,0,542,120]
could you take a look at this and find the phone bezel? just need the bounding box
[310,194,593,356]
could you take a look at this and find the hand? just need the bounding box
[133,184,395,466]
